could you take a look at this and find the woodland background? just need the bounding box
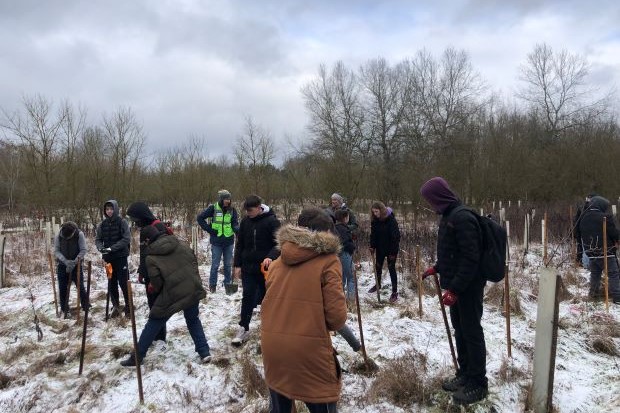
[1,43,618,225]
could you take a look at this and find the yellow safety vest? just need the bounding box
[211,203,234,238]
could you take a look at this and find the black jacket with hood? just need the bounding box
[95,199,131,261]
[233,205,281,274]
[577,196,619,258]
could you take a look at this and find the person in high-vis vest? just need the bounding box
[197,189,240,293]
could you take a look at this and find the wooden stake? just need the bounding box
[543,212,548,265]
[79,261,92,375]
[127,281,144,403]
[603,217,609,312]
[505,221,512,358]
[569,206,576,265]
[416,245,423,317]
[76,259,81,323]
[433,273,458,372]
[48,252,59,318]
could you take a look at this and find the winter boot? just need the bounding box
[110,306,121,319]
[209,285,216,294]
[120,353,142,367]
[367,285,378,294]
[452,381,488,405]
[389,292,399,303]
[441,375,467,392]
[231,326,250,346]
[63,311,73,320]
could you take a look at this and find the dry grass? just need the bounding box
[591,318,620,338]
[368,351,442,408]
[110,344,133,359]
[349,356,379,376]
[0,371,13,389]
[589,336,619,356]
[238,351,268,399]
[1,340,39,364]
[399,306,420,319]
[497,356,528,384]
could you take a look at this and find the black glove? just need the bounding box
[65,259,77,273]
[100,247,112,254]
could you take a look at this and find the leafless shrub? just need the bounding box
[591,318,620,338]
[238,351,268,399]
[484,282,503,307]
[368,352,442,407]
[399,306,419,319]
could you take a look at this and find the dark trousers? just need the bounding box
[57,263,89,313]
[449,280,487,387]
[374,251,398,293]
[107,257,129,308]
[146,288,166,341]
[137,302,209,359]
[240,269,265,330]
[269,389,338,413]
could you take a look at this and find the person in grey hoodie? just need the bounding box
[54,222,89,318]
[95,200,131,317]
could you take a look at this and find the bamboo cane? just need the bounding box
[76,259,81,323]
[48,253,59,318]
[603,217,609,312]
[371,252,381,303]
[432,273,458,372]
[352,258,369,368]
[416,245,422,317]
[79,261,92,375]
[127,281,144,403]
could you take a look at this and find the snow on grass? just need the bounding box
[0,232,619,412]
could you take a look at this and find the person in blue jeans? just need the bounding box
[197,189,240,293]
[334,209,356,304]
[121,225,211,366]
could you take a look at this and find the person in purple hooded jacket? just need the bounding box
[368,201,401,303]
[420,177,488,406]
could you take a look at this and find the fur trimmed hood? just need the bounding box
[276,225,341,266]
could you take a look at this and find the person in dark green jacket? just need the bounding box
[121,226,211,366]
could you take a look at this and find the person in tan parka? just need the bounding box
[261,207,347,412]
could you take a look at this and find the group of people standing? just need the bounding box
[53,178,493,410]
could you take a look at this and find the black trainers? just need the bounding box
[110,306,121,319]
[442,375,467,392]
[120,354,142,367]
[452,382,488,405]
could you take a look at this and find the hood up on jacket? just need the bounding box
[276,225,341,266]
[588,196,610,213]
[60,221,79,239]
[127,201,157,227]
[103,199,120,219]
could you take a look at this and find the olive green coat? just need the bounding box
[145,235,206,318]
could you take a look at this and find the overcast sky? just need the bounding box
[1,0,619,161]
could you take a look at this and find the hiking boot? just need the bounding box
[441,375,467,392]
[452,382,488,405]
[231,326,250,346]
[367,285,378,294]
[209,285,216,294]
[110,306,121,319]
[120,354,142,367]
[63,311,73,320]
[389,292,399,303]
[201,354,212,364]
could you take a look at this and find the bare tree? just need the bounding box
[518,43,612,140]
[59,101,87,204]
[234,116,276,195]
[102,106,146,196]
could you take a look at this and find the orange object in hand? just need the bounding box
[105,263,113,279]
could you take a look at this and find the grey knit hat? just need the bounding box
[218,189,232,202]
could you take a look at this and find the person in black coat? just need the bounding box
[126,201,170,343]
[573,193,597,266]
[420,177,488,406]
[368,201,401,303]
[95,199,131,317]
[335,209,356,303]
[576,195,620,303]
[232,195,281,345]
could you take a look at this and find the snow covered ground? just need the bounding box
[0,231,619,412]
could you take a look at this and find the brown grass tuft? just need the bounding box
[212,356,232,369]
[368,352,441,407]
[497,357,527,384]
[238,351,268,399]
[110,344,133,359]
[0,371,13,389]
[589,336,619,356]
[484,282,504,307]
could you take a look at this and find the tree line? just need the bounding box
[1,43,618,224]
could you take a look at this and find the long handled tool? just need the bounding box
[76,259,82,323]
[48,253,59,318]
[603,217,609,312]
[432,273,458,372]
[352,258,369,368]
[79,261,92,375]
[416,245,422,317]
[127,281,144,404]
[371,252,381,303]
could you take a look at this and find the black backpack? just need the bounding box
[448,206,507,282]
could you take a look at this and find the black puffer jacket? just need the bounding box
[370,210,400,255]
[435,202,484,294]
[233,206,281,274]
[95,199,131,261]
[577,196,619,257]
[335,223,355,254]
